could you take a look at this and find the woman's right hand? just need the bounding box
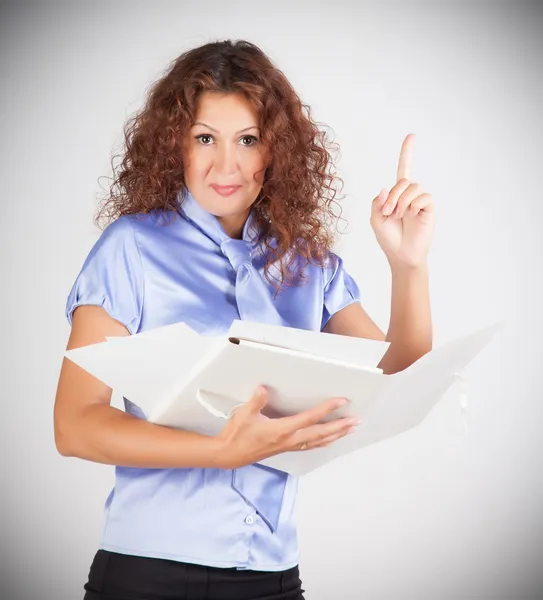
[215,385,360,470]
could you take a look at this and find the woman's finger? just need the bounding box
[309,427,357,449]
[291,416,360,449]
[396,133,414,182]
[408,193,433,217]
[279,397,348,433]
[394,182,423,219]
[382,178,410,216]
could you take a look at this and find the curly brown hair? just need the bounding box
[96,39,347,293]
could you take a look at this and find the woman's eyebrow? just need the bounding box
[193,122,259,134]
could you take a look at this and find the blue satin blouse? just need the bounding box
[65,188,362,571]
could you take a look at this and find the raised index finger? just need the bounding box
[396,133,415,182]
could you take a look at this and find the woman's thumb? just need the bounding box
[247,385,268,414]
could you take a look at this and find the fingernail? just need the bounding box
[347,426,358,434]
[382,206,391,216]
[336,398,348,407]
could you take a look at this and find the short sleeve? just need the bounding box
[65,216,144,334]
[320,252,362,330]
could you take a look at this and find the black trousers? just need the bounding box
[83,549,306,600]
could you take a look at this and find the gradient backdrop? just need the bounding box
[1,1,542,598]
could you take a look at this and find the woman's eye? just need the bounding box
[195,134,213,145]
[241,135,258,146]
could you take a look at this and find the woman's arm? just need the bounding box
[54,306,225,468]
[58,402,226,468]
[322,263,432,375]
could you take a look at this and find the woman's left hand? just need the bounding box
[370,134,435,269]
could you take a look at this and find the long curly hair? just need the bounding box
[96,39,347,293]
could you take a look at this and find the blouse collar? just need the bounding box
[176,187,260,248]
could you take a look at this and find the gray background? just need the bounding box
[1,0,542,598]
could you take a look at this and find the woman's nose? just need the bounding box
[215,144,238,175]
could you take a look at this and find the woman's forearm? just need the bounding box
[57,402,224,469]
[377,262,433,374]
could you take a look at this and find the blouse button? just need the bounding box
[245,516,254,525]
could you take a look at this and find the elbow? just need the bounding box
[54,416,76,457]
[54,430,73,457]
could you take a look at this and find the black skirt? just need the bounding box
[83,549,306,600]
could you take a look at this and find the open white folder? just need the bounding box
[65,319,503,476]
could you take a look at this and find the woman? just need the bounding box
[54,39,434,599]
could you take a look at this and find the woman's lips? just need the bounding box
[210,184,241,197]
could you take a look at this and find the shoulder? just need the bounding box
[99,213,137,239]
[103,211,164,236]
[97,209,181,248]
[83,215,139,264]
[117,209,186,240]
[321,249,340,271]
[293,243,340,289]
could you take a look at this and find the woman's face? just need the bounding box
[182,91,268,239]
